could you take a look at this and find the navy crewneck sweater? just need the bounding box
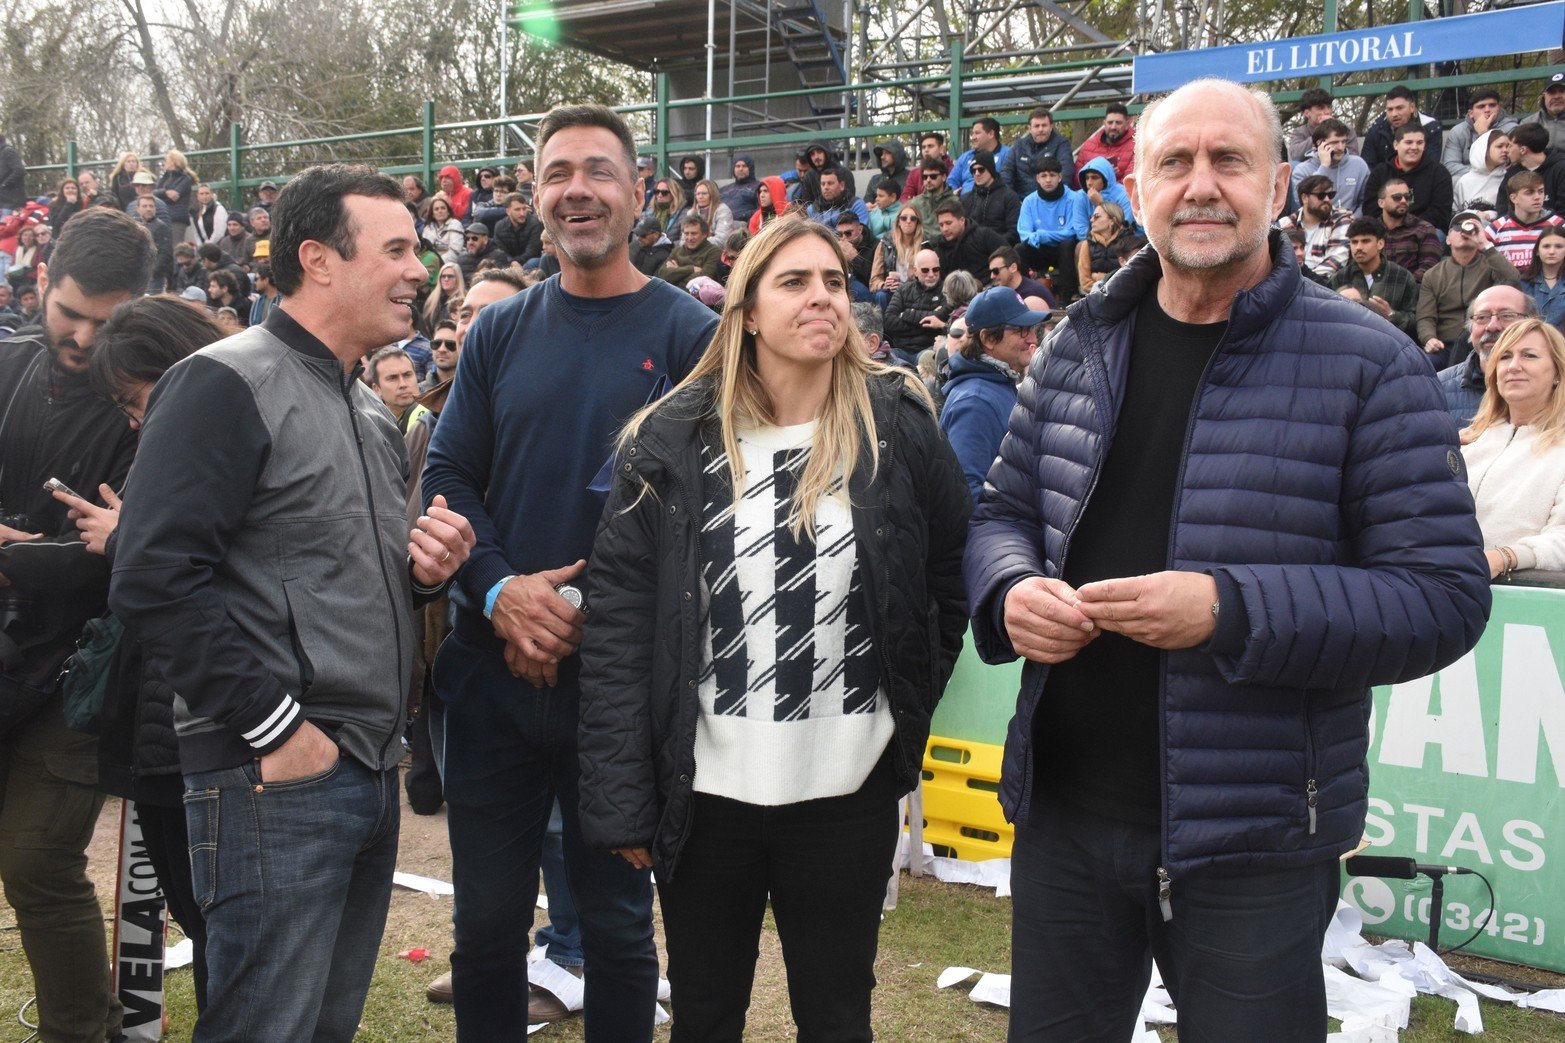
[422,274,719,658]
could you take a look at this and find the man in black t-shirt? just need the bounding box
[964,79,1487,1042]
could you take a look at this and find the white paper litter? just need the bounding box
[521,945,671,1031]
[935,897,1565,1038]
[391,871,454,897]
[165,938,195,971]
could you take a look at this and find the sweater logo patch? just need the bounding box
[642,358,654,371]
[1447,449,1461,477]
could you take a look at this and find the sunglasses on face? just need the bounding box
[988,266,1007,276]
[655,188,672,196]
[917,266,941,274]
[433,339,458,350]
[1309,191,1337,200]
[1386,193,1412,202]
[465,234,485,240]
[898,215,919,223]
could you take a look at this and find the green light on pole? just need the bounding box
[509,1,560,44]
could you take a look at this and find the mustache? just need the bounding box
[1172,206,1239,226]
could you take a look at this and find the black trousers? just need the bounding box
[1017,239,1078,302]
[656,747,901,1043]
[1008,798,1338,1043]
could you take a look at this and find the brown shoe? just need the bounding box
[426,971,453,1004]
[527,984,571,1023]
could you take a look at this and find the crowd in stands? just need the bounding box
[0,70,1563,1042]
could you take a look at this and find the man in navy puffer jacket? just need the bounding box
[964,79,1490,1042]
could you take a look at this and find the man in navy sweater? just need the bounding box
[421,104,719,1042]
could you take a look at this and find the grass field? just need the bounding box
[2,791,1562,1041]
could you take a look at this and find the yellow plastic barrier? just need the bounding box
[919,736,1012,861]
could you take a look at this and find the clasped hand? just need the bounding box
[491,559,588,688]
[1003,570,1219,663]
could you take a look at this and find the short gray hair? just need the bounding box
[850,301,882,339]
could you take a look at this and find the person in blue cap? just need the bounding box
[938,285,1047,502]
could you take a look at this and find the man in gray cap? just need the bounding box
[255,179,280,211]
[628,214,672,276]
[1520,72,1565,152]
[456,221,510,280]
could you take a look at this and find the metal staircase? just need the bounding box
[769,1,853,122]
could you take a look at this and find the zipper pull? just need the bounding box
[1156,867,1173,922]
[1306,778,1319,835]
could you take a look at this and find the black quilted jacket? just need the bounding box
[578,374,971,879]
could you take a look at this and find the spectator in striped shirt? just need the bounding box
[1375,177,1443,281]
[1277,175,1352,279]
[1488,170,1563,272]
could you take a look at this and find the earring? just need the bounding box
[745,327,757,335]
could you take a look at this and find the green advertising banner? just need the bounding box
[1345,585,1565,972]
[928,586,1565,973]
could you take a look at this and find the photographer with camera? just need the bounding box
[0,207,154,1043]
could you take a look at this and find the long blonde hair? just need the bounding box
[623,216,924,541]
[692,179,723,225]
[890,204,925,273]
[1468,319,1565,450]
[164,149,190,175]
[109,151,140,186]
[422,262,466,331]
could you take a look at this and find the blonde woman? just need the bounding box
[647,178,685,235]
[578,216,971,1041]
[110,152,142,208]
[869,203,928,293]
[156,149,196,239]
[422,193,467,262]
[1461,318,1565,579]
[421,262,465,335]
[1076,200,1134,294]
[689,178,734,245]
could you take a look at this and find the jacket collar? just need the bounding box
[1078,230,1302,345]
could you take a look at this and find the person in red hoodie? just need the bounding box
[748,175,789,233]
[1074,103,1136,183]
[437,164,474,222]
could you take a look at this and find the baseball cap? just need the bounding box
[633,215,662,236]
[252,239,271,259]
[180,286,208,302]
[964,286,1050,333]
[465,222,490,236]
[132,170,156,185]
[637,155,655,170]
[1449,210,1485,235]
[1548,73,1565,91]
[259,180,279,191]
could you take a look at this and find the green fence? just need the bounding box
[26,39,1557,215]
[930,583,1565,972]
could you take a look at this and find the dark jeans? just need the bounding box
[656,747,901,1043]
[138,800,209,1011]
[183,754,399,1043]
[538,799,584,966]
[436,632,656,1043]
[1017,239,1078,301]
[1009,798,1339,1043]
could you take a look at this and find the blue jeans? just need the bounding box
[182,754,399,1043]
[537,799,584,966]
[436,631,656,1042]
[1008,797,1338,1042]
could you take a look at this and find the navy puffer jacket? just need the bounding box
[964,234,1490,878]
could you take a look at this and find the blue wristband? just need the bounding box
[484,576,515,620]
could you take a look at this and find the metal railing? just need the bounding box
[25,29,1555,213]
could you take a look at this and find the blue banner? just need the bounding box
[1132,2,1565,95]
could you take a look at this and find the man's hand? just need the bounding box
[1364,296,1391,318]
[613,847,653,870]
[258,719,339,784]
[1003,577,1098,664]
[164,188,179,202]
[1472,108,1497,135]
[1321,141,1345,168]
[0,523,41,544]
[1075,571,1218,650]
[883,272,902,291]
[1423,337,1446,355]
[920,314,947,330]
[409,494,477,586]
[1087,187,1105,207]
[492,559,588,687]
[1337,287,1363,302]
[54,483,119,556]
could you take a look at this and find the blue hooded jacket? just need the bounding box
[1072,156,1140,235]
[963,233,1490,879]
[1018,181,1085,248]
[938,354,1017,504]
